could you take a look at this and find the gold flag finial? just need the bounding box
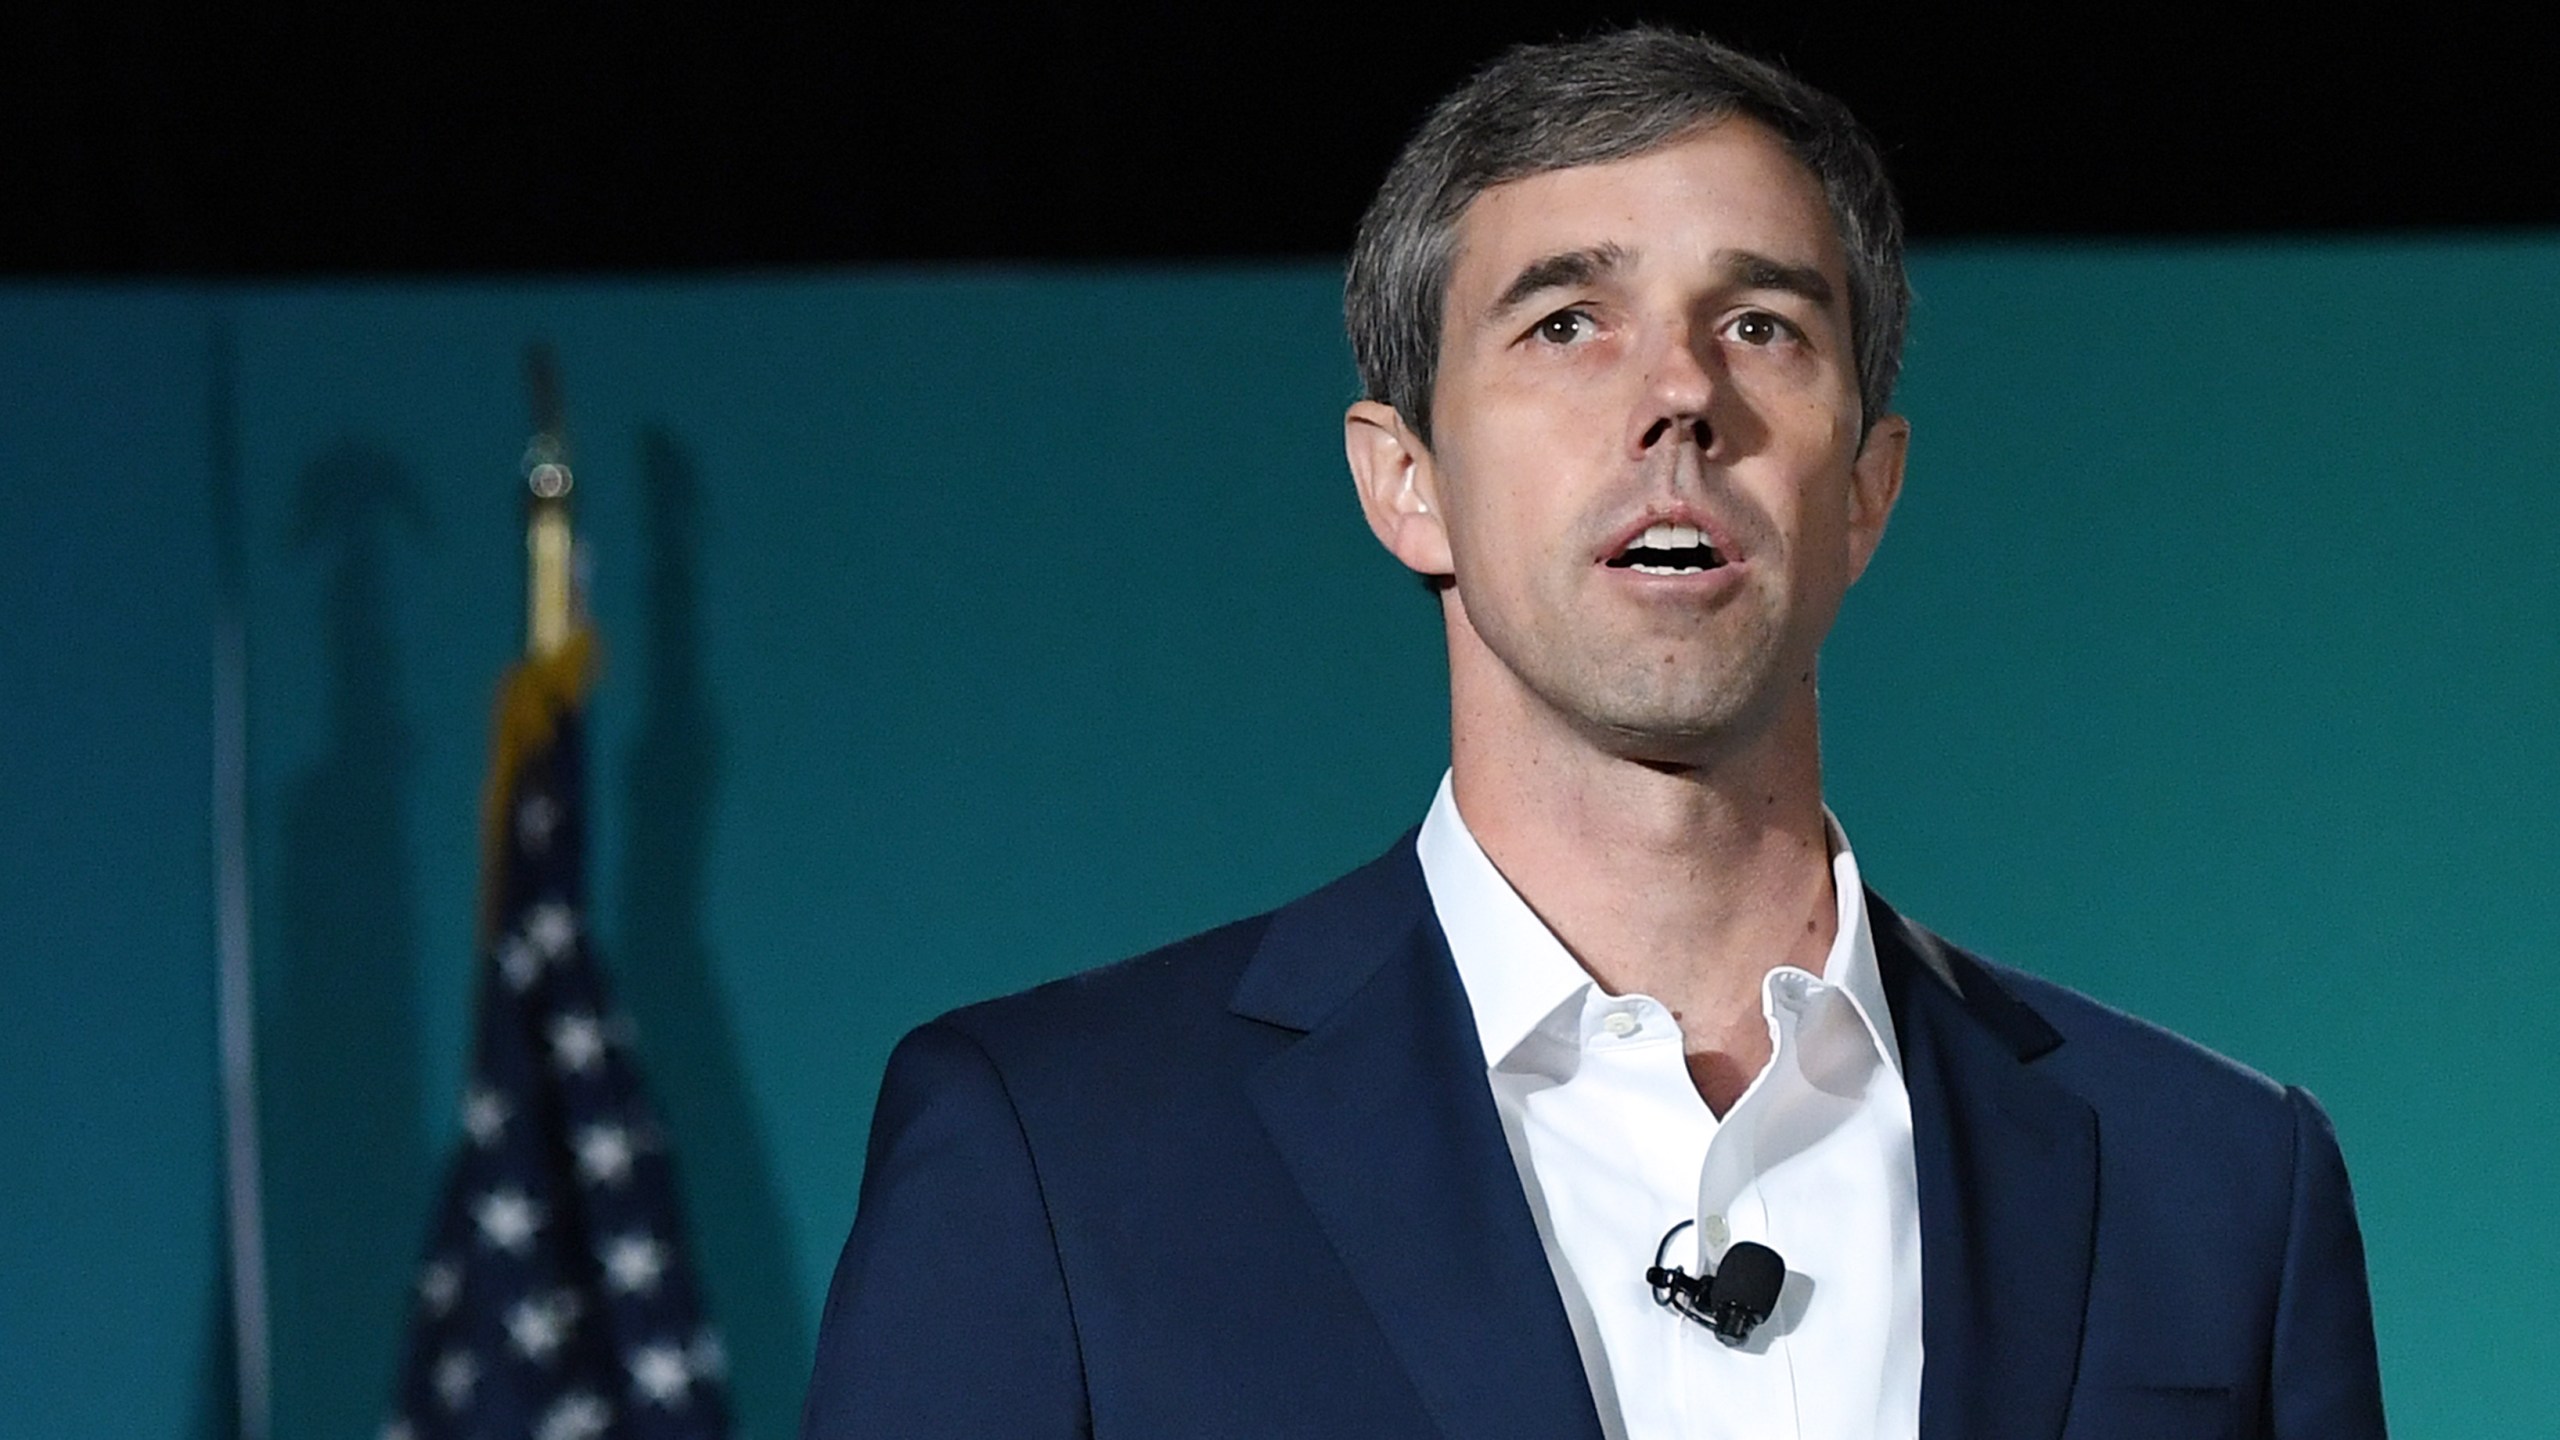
[522,344,578,658]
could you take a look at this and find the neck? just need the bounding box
[1446,643,1839,1109]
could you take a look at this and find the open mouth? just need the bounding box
[1605,521,1727,576]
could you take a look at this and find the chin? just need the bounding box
[1580,706,1763,769]
[1565,671,1799,770]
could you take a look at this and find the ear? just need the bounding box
[1843,413,1908,585]
[1345,400,1454,579]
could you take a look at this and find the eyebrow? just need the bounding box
[1721,250,1835,308]
[1488,243,1632,317]
[1485,243,1838,320]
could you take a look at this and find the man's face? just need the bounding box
[1349,118,1907,766]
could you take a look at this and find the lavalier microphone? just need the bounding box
[1644,1219,1786,1345]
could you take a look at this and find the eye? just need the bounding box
[1531,308,1597,346]
[1725,310,1793,346]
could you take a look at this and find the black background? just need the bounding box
[9,4,2555,276]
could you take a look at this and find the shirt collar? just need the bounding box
[1415,771,1903,1075]
[1417,774,1591,1066]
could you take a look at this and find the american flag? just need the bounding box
[387,636,730,1440]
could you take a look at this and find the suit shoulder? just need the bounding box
[1958,942,2300,1130]
[1883,899,2294,1114]
[919,835,1424,1073]
[932,907,1276,1059]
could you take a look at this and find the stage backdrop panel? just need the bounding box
[2,239,2553,1436]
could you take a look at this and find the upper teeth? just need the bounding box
[1636,521,1702,549]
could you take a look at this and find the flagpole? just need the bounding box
[522,344,577,661]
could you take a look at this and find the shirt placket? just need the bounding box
[1681,975,1815,1439]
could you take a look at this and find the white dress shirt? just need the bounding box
[1417,775,1922,1440]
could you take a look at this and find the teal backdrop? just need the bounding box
[4,242,2554,1435]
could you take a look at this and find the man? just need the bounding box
[803,27,2385,1440]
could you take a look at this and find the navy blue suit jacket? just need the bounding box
[803,837,2385,1438]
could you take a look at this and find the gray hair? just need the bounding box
[1345,27,1909,447]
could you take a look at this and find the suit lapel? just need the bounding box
[1228,847,2099,1440]
[1874,897,2097,1440]
[1233,840,1605,1440]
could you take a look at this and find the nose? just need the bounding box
[1631,325,1716,457]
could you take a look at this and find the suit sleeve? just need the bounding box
[801,1020,1090,1439]
[2267,1086,2387,1438]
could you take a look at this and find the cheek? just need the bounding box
[1796,493,1864,604]
[1749,373,1852,439]
[1435,417,1582,534]
[1759,467,1859,592]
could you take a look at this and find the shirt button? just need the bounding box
[1702,1214,1730,1247]
[1602,1011,1639,1038]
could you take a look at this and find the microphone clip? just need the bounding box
[1644,1220,1786,1346]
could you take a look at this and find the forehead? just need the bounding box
[1445,119,1846,310]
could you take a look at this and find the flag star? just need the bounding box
[628,1342,693,1405]
[575,1123,634,1187]
[688,1327,729,1383]
[526,901,577,957]
[416,1258,461,1316]
[506,1289,583,1363]
[462,1085,511,1146]
[600,1231,667,1295]
[535,1391,611,1440]
[550,1012,606,1075]
[433,1349,479,1410]
[472,1187,544,1254]
[516,793,561,851]
[498,935,543,990]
